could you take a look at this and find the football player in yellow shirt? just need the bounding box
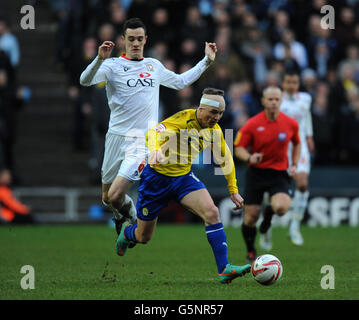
[115,88,251,284]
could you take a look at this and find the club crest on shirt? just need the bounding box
[277,132,287,141]
[146,63,154,71]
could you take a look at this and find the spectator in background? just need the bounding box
[0,18,20,68]
[176,86,196,111]
[113,33,125,57]
[126,0,152,26]
[273,28,308,70]
[212,3,231,28]
[311,82,334,165]
[52,0,359,169]
[267,10,290,44]
[334,7,356,60]
[147,41,169,62]
[67,37,98,151]
[338,45,359,83]
[301,68,318,98]
[0,169,31,223]
[0,131,31,223]
[225,82,250,131]
[340,87,359,164]
[97,23,116,45]
[178,38,202,66]
[159,58,179,119]
[88,81,110,184]
[307,28,337,80]
[181,5,212,46]
[0,51,16,174]
[240,26,271,86]
[147,7,175,54]
[108,1,127,34]
[200,33,247,90]
[353,24,359,48]
[312,41,331,80]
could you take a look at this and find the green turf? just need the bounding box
[0,224,358,300]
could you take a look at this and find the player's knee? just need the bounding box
[273,204,289,216]
[244,207,260,226]
[203,204,220,225]
[297,184,307,193]
[244,214,258,226]
[108,190,125,206]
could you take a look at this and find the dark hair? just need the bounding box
[202,88,225,96]
[122,18,147,35]
[283,68,300,78]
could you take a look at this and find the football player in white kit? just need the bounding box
[79,18,217,234]
[259,70,314,249]
[281,70,314,245]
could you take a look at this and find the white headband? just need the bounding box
[200,98,220,108]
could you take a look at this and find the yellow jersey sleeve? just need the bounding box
[211,125,239,194]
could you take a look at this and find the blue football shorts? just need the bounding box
[136,165,206,221]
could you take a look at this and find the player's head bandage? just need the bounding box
[199,94,225,111]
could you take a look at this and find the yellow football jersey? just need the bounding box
[146,109,238,194]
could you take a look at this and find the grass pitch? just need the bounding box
[0,224,358,300]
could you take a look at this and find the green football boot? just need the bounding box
[115,221,132,256]
[218,263,251,284]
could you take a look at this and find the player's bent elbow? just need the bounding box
[79,78,90,86]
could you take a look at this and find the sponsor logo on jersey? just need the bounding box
[126,77,155,87]
[124,66,130,72]
[257,126,265,132]
[140,72,151,78]
[154,123,166,132]
[277,132,287,141]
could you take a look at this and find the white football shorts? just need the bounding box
[101,132,148,184]
[288,141,311,174]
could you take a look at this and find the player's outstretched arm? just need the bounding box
[79,41,114,86]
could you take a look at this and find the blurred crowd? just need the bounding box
[0,16,32,222]
[46,0,359,171]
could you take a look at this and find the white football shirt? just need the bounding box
[80,54,211,137]
[280,91,313,145]
[280,91,313,172]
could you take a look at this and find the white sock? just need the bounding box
[120,194,137,221]
[102,199,122,220]
[291,190,309,222]
[120,194,134,210]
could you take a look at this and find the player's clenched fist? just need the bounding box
[205,42,217,62]
[98,41,115,60]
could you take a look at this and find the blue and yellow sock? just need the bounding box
[206,222,229,273]
[124,223,138,243]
